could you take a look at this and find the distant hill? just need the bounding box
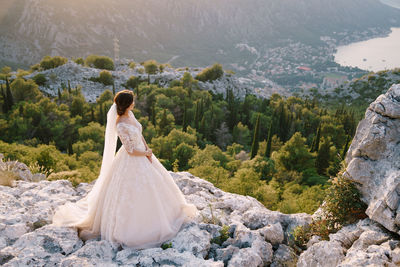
[1,0,399,69]
[321,68,400,109]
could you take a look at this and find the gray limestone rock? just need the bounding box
[345,84,400,234]
[0,171,307,266]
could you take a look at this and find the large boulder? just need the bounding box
[345,84,400,234]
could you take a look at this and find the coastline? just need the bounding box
[333,27,400,72]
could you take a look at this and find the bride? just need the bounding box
[51,90,199,249]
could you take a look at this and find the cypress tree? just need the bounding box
[209,104,215,142]
[316,137,331,175]
[250,113,261,159]
[265,120,273,158]
[159,109,168,135]
[68,80,71,94]
[99,103,104,124]
[67,138,73,155]
[276,103,289,142]
[199,98,204,119]
[311,125,321,152]
[112,82,116,96]
[5,77,14,111]
[188,85,193,98]
[226,88,237,130]
[57,88,62,101]
[341,135,350,159]
[103,104,108,124]
[194,100,200,129]
[182,102,188,132]
[1,85,7,113]
[200,115,206,136]
[151,102,156,126]
[90,106,95,122]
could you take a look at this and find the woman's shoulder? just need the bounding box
[116,121,139,133]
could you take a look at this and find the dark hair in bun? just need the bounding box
[114,90,134,116]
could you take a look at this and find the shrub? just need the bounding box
[30,64,40,72]
[39,56,68,70]
[195,63,223,82]
[33,73,47,86]
[322,174,367,228]
[29,161,53,177]
[161,242,172,250]
[289,171,367,251]
[0,161,20,187]
[211,225,231,245]
[10,78,42,102]
[98,70,114,85]
[85,55,114,70]
[89,70,114,86]
[129,61,136,69]
[74,57,84,65]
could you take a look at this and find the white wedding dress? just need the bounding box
[51,107,199,249]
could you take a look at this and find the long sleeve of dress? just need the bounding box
[116,123,139,154]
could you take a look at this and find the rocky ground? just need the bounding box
[0,171,310,266]
[17,60,270,103]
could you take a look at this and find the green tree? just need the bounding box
[39,56,68,70]
[250,113,261,159]
[156,109,175,136]
[126,76,140,97]
[272,132,314,173]
[173,143,196,170]
[85,55,114,70]
[97,90,113,105]
[265,121,273,158]
[144,60,158,84]
[74,57,84,65]
[232,122,251,149]
[10,78,41,102]
[5,77,14,112]
[97,70,114,86]
[195,63,223,82]
[32,74,47,86]
[70,95,85,117]
[129,61,136,69]
[315,137,331,176]
[341,135,351,159]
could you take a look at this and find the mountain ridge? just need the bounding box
[1,0,399,69]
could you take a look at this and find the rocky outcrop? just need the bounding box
[296,84,400,266]
[345,84,400,234]
[18,60,259,103]
[298,219,400,267]
[0,171,310,266]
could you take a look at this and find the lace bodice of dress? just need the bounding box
[116,113,146,153]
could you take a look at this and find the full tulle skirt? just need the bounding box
[51,146,199,249]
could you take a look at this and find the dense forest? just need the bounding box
[0,55,367,215]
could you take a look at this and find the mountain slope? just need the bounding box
[1,0,399,68]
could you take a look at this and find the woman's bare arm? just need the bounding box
[128,148,150,157]
[141,135,149,150]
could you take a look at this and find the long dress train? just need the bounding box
[51,111,199,249]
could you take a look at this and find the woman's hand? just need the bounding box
[145,149,153,163]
